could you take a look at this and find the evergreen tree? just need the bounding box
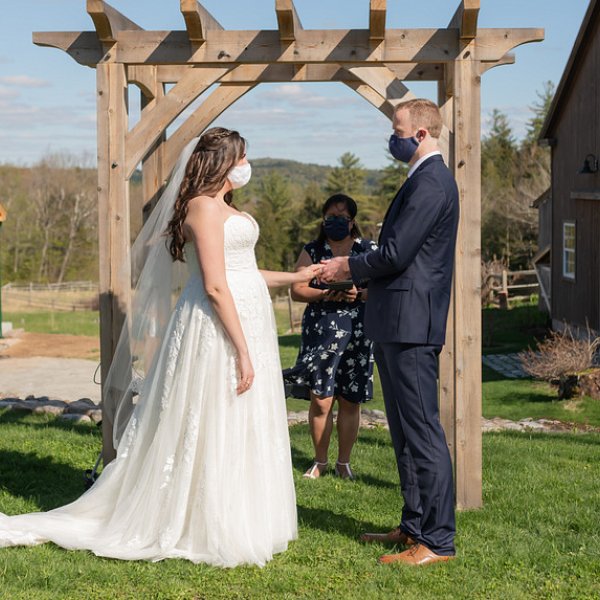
[524,81,555,146]
[254,172,294,271]
[325,152,365,196]
[299,181,325,239]
[481,110,518,264]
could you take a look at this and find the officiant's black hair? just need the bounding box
[316,194,362,244]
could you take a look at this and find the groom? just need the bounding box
[320,98,459,566]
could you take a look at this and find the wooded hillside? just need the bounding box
[0,85,552,283]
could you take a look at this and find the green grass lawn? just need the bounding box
[483,367,600,427]
[0,412,599,599]
[4,311,100,337]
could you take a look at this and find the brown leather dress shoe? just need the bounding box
[379,543,455,566]
[360,527,416,546]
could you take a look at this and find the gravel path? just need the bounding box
[0,357,101,404]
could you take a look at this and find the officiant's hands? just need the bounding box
[237,352,255,395]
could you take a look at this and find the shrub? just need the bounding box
[519,326,599,385]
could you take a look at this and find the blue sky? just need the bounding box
[0,0,590,169]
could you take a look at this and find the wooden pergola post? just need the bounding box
[451,51,483,509]
[33,0,543,507]
[96,60,131,465]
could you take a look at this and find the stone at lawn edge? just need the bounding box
[33,405,65,416]
[66,398,98,414]
[59,414,92,424]
[88,409,103,423]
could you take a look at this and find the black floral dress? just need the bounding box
[283,238,377,403]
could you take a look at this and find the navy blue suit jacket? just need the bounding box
[349,154,459,345]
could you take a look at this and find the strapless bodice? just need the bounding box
[184,212,260,277]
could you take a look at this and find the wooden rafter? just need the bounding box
[276,0,303,42]
[180,0,223,44]
[125,67,230,176]
[34,28,543,67]
[369,0,386,42]
[482,52,515,72]
[449,0,480,40]
[344,81,394,119]
[346,65,412,106]
[86,0,141,44]
[163,84,256,175]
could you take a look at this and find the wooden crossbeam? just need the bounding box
[86,0,141,44]
[111,28,544,64]
[449,0,480,40]
[180,0,223,44]
[127,63,447,89]
[276,0,303,42]
[369,0,386,42]
[34,27,543,66]
[32,31,102,68]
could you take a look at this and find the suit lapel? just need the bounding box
[378,179,409,243]
[377,155,445,243]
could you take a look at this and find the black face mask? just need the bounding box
[323,216,351,241]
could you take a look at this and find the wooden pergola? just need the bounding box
[34,0,543,509]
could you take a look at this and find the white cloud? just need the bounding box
[0,86,19,99]
[0,75,50,88]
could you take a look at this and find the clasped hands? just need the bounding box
[316,256,356,302]
[296,256,357,301]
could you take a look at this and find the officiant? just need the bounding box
[283,194,377,481]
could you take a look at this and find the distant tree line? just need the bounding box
[481,81,554,269]
[0,84,552,283]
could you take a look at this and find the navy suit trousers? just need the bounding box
[374,342,456,556]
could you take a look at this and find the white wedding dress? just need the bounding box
[0,212,297,567]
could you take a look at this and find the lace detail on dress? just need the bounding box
[119,415,138,459]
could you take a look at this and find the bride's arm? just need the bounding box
[185,197,253,394]
[259,263,322,289]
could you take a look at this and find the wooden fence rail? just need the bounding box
[1,281,99,312]
[485,269,539,309]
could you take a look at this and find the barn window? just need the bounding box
[562,221,576,280]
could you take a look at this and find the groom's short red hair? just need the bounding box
[395,99,443,139]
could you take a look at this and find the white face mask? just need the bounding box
[227,162,252,189]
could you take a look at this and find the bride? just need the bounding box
[0,127,320,567]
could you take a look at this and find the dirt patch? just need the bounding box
[0,332,99,360]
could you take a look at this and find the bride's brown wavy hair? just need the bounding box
[167,127,247,261]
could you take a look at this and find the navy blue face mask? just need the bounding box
[323,216,351,241]
[389,133,419,163]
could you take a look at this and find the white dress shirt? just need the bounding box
[407,150,443,178]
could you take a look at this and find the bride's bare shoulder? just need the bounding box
[186,195,223,220]
[183,196,226,243]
